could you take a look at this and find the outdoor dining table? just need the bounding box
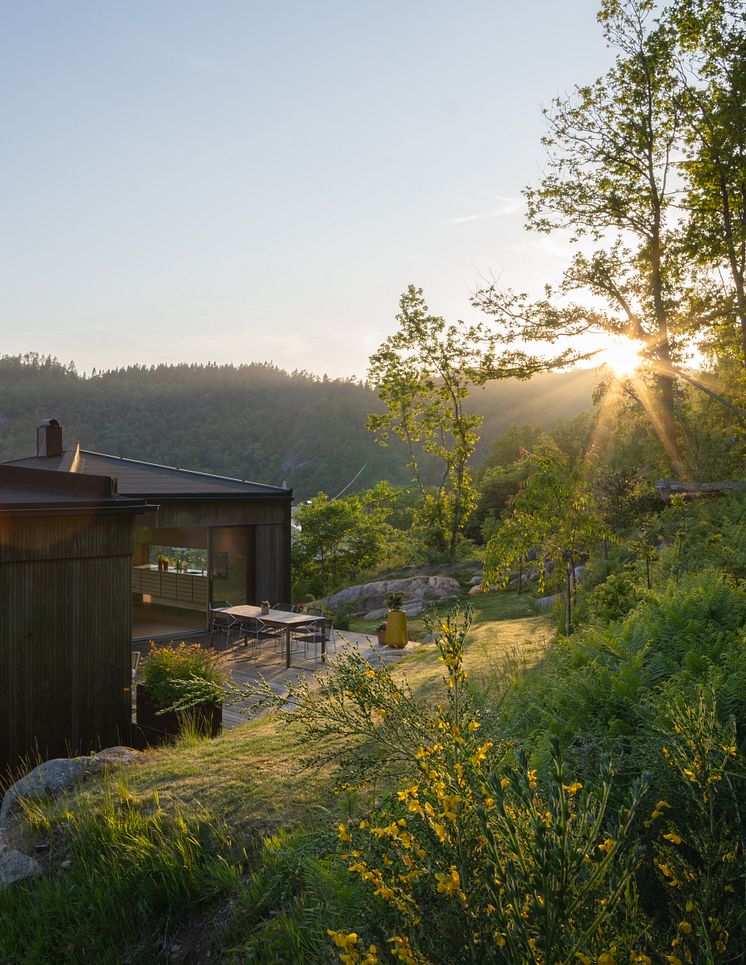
[219,605,325,668]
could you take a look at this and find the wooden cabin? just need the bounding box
[0,464,150,773]
[7,420,293,640]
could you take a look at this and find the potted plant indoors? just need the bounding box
[136,643,226,744]
[384,591,408,649]
[157,554,168,572]
[260,599,271,615]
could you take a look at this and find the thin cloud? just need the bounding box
[448,194,523,224]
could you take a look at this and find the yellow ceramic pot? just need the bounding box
[385,610,408,649]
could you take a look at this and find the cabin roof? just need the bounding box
[0,465,152,516]
[5,448,292,500]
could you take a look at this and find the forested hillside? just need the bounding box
[0,354,595,497]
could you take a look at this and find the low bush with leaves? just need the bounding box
[139,642,227,711]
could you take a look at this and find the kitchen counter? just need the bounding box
[132,566,208,605]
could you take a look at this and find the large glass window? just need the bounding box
[209,527,252,605]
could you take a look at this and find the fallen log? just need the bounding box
[655,480,745,501]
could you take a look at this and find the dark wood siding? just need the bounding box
[143,498,288,530]
[255,523,291,606]
[0,514,134,773]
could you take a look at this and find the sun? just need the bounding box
[599,336,646,377]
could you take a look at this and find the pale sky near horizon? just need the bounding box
[1,1,614,379]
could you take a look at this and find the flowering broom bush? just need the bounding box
[321,609,650,964]
[645,691,746,964]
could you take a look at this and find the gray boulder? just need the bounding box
[0,758,94,829]
[0,844,40,889]
[322,575,460,617]
[0,746,144,829]
[469,575,483,586]
[535,595,559,611]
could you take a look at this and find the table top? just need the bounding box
[220,604,321,627]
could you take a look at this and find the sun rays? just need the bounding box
[580,332,689,480]
[597,335,647,378]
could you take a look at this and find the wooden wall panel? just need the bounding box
[143,498,289,530]
[255,523,291,606]
[0,514,133,563]
[0,515,133,774]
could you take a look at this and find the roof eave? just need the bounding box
[0,500,155,517]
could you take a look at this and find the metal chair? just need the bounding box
[238,615,263,652]
[293,617,332,660]
[208,600,238,646]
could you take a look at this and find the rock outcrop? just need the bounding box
[322,575,461,618]
[0,845,40,888]
[0,746,145,891]
[0,746,145,830]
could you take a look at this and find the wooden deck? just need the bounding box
[219,630,419,728]
[133,629,420,731]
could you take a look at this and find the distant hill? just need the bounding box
[0,354,597,499]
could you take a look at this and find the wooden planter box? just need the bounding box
[136,684,222,743]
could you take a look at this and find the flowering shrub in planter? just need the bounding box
[136,643,226,741]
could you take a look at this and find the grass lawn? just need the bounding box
[38,591,553,835]
[0,590,555,963]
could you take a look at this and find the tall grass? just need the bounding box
[0,779,244,964]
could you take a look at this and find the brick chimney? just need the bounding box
[37,418,63,457]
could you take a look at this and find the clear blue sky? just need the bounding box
[1,1,612,377]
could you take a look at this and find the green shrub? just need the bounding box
[501,570,746,762]
[139,642,227,710]
[225,831,375,963]
[576,571,643,627]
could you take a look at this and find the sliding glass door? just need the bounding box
[209,527,254,606]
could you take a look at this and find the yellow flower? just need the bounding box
[563,781,583,795]
[500,777,511,790]
[432,822,448,843]
[678,921,692,935]
[631,953,652,964]
[468,720,480,732]
[471,742,493,767]
[435,865,461,897]
[338,823,353,843]
[663,832,682,845]
[328,929,359,951]
[527,769,538,789]
[388,935,417,965]
[598,838,615,854]
[666,957,683,965]
[685,900,694,912]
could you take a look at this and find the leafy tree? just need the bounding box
[368,287,579,559]
[483,445,607,635]
[367,286,487,560]
[292,483,401,598]
[672,0,746,367]
[473,0,694,472]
